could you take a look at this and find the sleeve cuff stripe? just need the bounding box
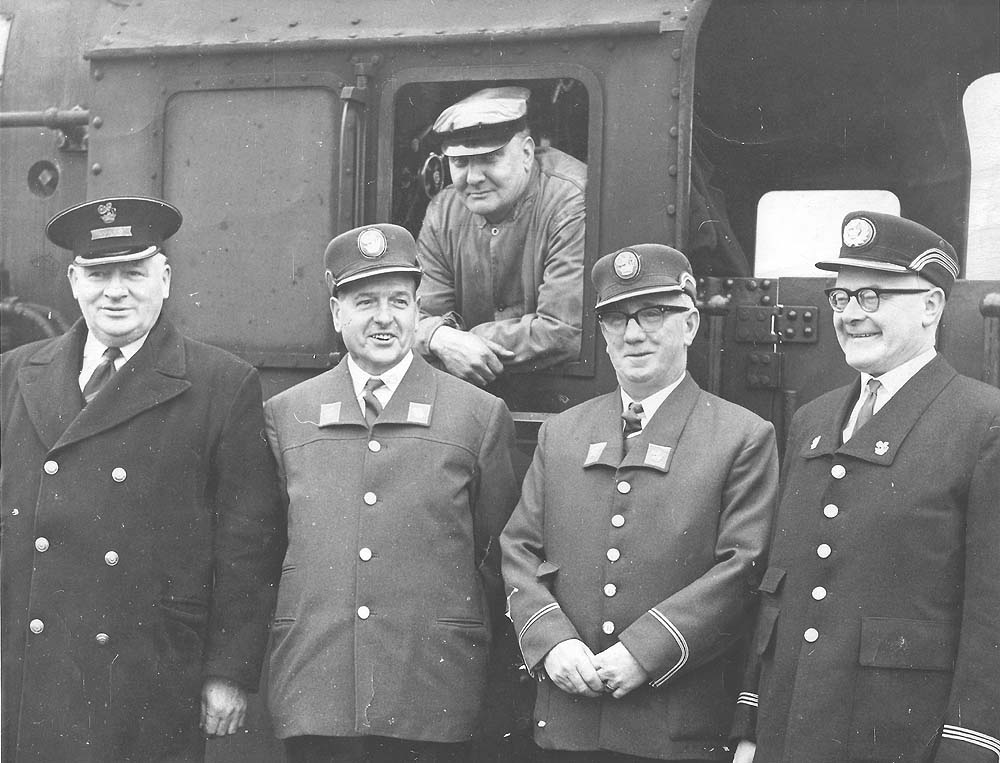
[941,725,1000,760]
[737,692,759,707]
[518,602,561,643]
[647,608,689,687]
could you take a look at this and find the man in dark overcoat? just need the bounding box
[0,197,284,762]
[263,223,519,762]
[501,244,778,761]
[732,212,1000,763]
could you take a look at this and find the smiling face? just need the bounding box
[67,254,170,347]
[332,273,419,375]
[832,267,944,376]
[447,132,534,223]
[601,293,700,400]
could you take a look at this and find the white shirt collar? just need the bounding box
[79,331,149,391]
[619,372,686,430]
[861,346,937,408]
[347,351,414,408]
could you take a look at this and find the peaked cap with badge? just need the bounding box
[432,86,530,157]
[46,196,182,266]
[815,210,960,296]
[324,223,423,292]
[592,243,698,309]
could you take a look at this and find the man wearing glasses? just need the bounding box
[732,212,1000,763]
[502,244,778,761]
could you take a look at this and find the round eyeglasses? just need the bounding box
[824,287,930,313]
[597,304,690,332]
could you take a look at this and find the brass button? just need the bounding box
[359,547,372,561]
[29,619,44,634]
[611,514,625,528]
[43,460,59,475]
[817,543,832,559]
[537,720,546,728]
[606,548,621,562]
[823,504,839,518]
[812,586,827,601]
[603,583,617,597]
[105,550,119,566]
[602,621,615,635]
[95,632,110,646]
[368,440,381,453]
[363,492,377,506]
[831,464,846,479]
[616,481,631,494]
[357,605,371,620]
[804,627,819,643]
[35,537,50,553]
[111,467,127,483]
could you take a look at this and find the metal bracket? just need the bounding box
[735,305,819,344]
[747,351,783,389]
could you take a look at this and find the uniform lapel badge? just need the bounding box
[644,443,673,470]
[319,402,342,427]
[874,440,889,456]
[584,442,607,465]
[407,401,431,425]
[810,435,821,450]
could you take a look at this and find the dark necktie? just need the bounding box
[852,378,882,435]
[82,346,122,405]
[622,401,643,453]
[362,377,385,428]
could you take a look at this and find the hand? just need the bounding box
[733,739,756,763]
[542,639,605,698]
[200,677,248,737]
[592,642,649,699]
[429,327,514,386]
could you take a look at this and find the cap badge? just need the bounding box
[357,228,388,259]
[613,250,641,280]
[874,440,889,456]
[843,217,875,248]
[97,202,117,224]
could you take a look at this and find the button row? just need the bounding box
[43,461,129,482]
[27,619,112,646]
[34,537,119,565]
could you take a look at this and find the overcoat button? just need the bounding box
[95,633,110,646]
[804,627,819,642]
[537,721,546,728]
[363,492,377,505]
[357,605,371,620]
[105,551,119,566]
[368,440,382,453]
[603,583,617,597]
[607,548,621,562]
[812,586,827,600]
[816,543,832,559]
[831,464,846,479]
[35,537,50,553]
[43,460,58,475]
[29,619,44,634]
[616,481,631,494]
[823,504,839,518]
[602,621,615,635]
[111,467,127,483]
[611,514,625,528]
[359,547,372,561]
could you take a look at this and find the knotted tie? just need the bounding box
[362,377,385,428]
[82,346,122,404]
[852,378,882,434]
[622,401,643,453]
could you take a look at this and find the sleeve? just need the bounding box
[934,408,1000,763]
[203,368,286,691]
[469,187,586,371]
[414,196,459,358]
[500,421,583,673]
[471,397,520,625]
[617,419,778,689]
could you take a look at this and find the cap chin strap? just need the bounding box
[74,245,159,267]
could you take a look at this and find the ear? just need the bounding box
[682,308,701,347]
[160,261,171,299]
[330,295,342,332]
[520,134,535,168]
[921,287,946,328]
[324,269,336,295]
[67,264,80,298]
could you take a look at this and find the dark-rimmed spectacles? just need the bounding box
[597,304,690,333]
[825,287,930,313]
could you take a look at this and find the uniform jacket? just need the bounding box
[0,317,284,763]
[734,355,1000,763]
[263,353,518,743]
[415,146,587,371]
[501,374,778,760]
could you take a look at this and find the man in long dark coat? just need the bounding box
[0,197,284,762]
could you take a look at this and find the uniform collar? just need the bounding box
[619,372,685,430]
[346,351,413,399]
[318,352,435,429]
[860,346,936,405]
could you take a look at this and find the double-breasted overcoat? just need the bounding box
[734,355,1000,763]
[501,374,778,760]
[263,353,518,743]
[0,317,284,762]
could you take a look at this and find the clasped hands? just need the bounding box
[429,326,514,387]
[542,638,648,699]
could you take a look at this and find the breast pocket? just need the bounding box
[849,617,957,761]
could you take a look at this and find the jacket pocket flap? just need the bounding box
[536,560,559,578]
[757,566,786,594]
[858,617,958,671]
